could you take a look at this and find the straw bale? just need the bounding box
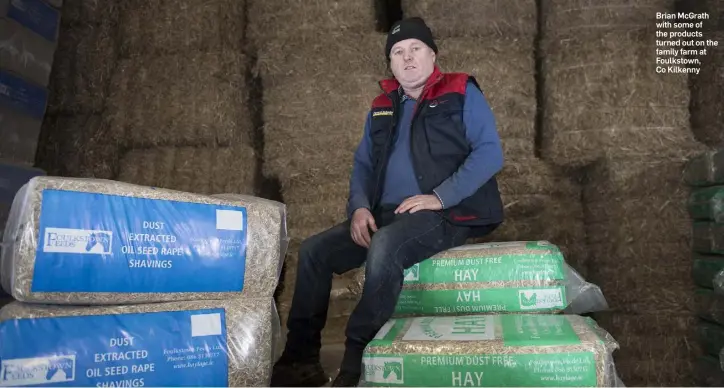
[117,145,257,196]
[256,31,387,79]
[36,114,120,179]
[540,27,702,166]
[106,50,250,148]
[691,30,724,147]
[402,0,537,38]
[118,0,245,57]
[684,149,724,187]
[694,222,724,255]
[0,298,276,387]
[614,357,695,387]
[248,0,377,46]
[47,22,117,114]
[695,356,724,387]
[61,0,121,24]
[693,255,724,289]
[593,312,696,338]
[1,176,285,304]
[496,159,581,198]
[362,314,619,387]
[435,37,535,147]
[541,0,674,35]
[262,74,378,181]
[613,334,696,361]
[583,156,689,199]
[588,242,694,313]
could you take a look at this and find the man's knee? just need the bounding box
[365,228,404,277]
[297,222,353,271]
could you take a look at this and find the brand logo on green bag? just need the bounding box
[404,264,420,282]
[518,289,563,310]
[364,357,404,384]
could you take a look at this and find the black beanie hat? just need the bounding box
[385,17,438,59]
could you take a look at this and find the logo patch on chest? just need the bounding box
[373,110,393,117]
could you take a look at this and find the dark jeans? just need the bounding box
[280,208,477,374]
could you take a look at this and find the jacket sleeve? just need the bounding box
[347,111,375,218]
[432,81,504,209]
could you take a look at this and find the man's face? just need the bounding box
[389,38,436,88]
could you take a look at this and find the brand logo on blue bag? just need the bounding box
[42,227,113,254]
[0,355,76,386]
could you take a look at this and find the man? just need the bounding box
[271,17,505,387]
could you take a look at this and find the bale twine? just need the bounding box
[0,298,277,387]
[684,149,724,187]
[60,0,121,25]
[35,114,120,179]
[1,176,285,304]
[106,50,250,148]
[117,145,258,196]
[435,37,535,158]
[361,314,620,387]
[540,0,703,167]
[46,21,118,114]
[350,241,605,317]
[248,0,377,48]
[401,0,536,38]
[118,0,245,57]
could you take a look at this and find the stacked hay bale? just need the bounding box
[540,0,703,167]
[689,0,724,148]
[249,0,384,343]
[36,0,120,178]
[686,149,724,386]
[0,177,288,385]
[403,0,587,276]
[1,0,60,166]
[109,0,256,195]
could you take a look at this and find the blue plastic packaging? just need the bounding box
[1,0,60,42]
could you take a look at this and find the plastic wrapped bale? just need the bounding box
[688,186,724,222]
[359,314,621,387]
[693,222,724,255]
[684,149,724,187]
[351,241,607,316]
[695,356,724,387]
[695,289,724,325]
[693,255,724,290]
[697,320,724,360]
[0,298,277,387]
[0,18,56,87]
[0,176,286,304]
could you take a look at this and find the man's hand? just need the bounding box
[351,208,377,248]
[395,194,443,214]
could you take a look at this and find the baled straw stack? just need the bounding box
[60,0,122,25]
[584,157,701,313]
[696,289,724,325]
[401,0,536,38]
[118,0,245,57]
[117,145,258,196]
[540,0,702,167]
[106,50,250,148]
[0,298,277,387]
[697,320,724,359]
[248,0,377,48]
[35,114,119,179]
[350,241,606,317]
[684,149,724,187]
[694,222,724,255]
[360,314,620,387]
[46,21,118,114]
[0,18,55,87]
[1,176,285,304]
[435,38,535,158]
[472,160,588,276]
